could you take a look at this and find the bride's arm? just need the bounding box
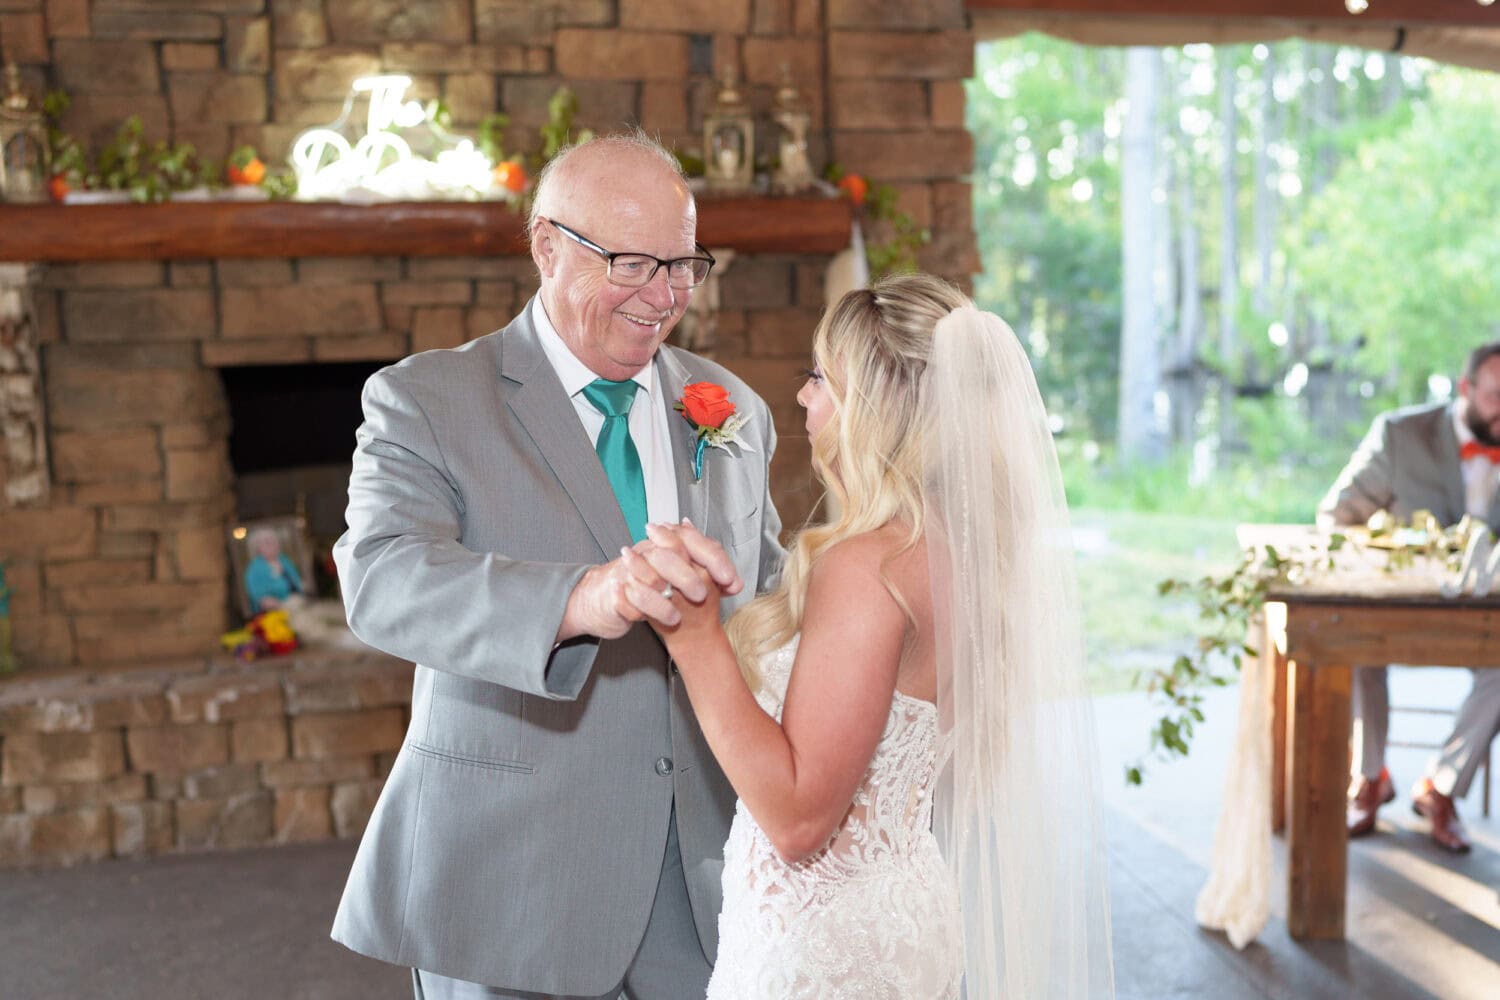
[633,529,907,863]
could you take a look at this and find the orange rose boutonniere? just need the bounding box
[675,381,754,481]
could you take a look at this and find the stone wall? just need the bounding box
[0,646,411,867]
[5,3,978,217]
[4,1,975,276]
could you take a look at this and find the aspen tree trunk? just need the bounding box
[1118,46,1166,461]
[1217,48,1240,449]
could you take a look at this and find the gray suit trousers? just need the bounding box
[1354,665,1500,799]
[411,807,711,1000]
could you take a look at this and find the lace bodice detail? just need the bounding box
[746,636,942,871]
[706,636,963,999]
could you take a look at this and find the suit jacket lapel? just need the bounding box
[501,306,634,557]
[657,347,710,534]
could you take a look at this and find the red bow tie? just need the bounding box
[1461,440,1500,463]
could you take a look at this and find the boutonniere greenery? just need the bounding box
[675,381,754,481]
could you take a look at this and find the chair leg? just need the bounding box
[1485,747,1491,819]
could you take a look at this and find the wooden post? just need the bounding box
[1286,656,1352,939]
[1266,602,1288,833]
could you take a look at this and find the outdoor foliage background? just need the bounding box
[965,37,1500,686]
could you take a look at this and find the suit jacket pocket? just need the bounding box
[409,741,535,774]
[724,506,760,548]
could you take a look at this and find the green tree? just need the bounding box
[1291,71,1500,401]
[967,38,1124,439]
[969,35,1455,503]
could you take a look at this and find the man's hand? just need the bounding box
[555,557,651,643]
[619,522,733,632]
[554,519,743,642]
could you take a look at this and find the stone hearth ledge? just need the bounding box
[0,641,415,868]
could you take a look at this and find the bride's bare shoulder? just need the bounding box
[809,524,930,607]
[814,522,915,566]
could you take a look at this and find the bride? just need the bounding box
[624,274,1115,998]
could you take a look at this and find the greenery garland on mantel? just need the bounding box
[40,85,919,278]
[1128,511,1480,786]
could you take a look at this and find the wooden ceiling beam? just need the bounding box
[965,1,1500,29]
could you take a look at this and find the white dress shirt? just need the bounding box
[532,298,680,532]
[1453,408,1500,519]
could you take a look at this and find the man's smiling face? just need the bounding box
[532,146,697,381]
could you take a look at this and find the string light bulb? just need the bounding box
[1348,0,1495,10]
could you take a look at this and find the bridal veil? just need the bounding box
[925,306,1116,999]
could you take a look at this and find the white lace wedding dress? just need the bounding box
[705,637,964,1000]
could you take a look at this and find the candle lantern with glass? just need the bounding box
[703,66,754,194]
[770,67,814,195]
[0,63,47,203]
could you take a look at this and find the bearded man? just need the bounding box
[1318,341,1500,854]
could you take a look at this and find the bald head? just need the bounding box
[530,130,692,235]
[527,131,701,380]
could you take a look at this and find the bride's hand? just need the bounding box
[620,523,726,634]
[659,518,743,598]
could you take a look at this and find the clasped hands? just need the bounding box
[559,519,737,643]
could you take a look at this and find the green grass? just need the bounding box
[1070,508,1243,694]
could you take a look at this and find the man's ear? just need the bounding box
[531,221,557,279]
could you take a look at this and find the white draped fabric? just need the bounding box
[1191,612,1275,949]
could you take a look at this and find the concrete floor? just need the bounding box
[3,667,1497,1000]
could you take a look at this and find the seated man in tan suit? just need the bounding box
[1317,341,1500,854]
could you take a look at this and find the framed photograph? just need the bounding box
[228,515,316,620]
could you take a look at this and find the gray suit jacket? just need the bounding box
[329,301,784,994]
[1317,400,1500,531]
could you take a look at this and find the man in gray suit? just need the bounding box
[329,131,784,997]
[1317,341,1500,853]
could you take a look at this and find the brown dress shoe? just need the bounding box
[1411,779,1471,854]
[1347,767,1395,837]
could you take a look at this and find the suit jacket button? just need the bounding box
[654,756,673,776]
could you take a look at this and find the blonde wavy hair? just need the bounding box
[726,273,973,683]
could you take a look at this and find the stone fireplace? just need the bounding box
[222,359,382,538]
[3,205,851,670]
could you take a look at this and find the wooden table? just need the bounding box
[1242,526,1500,939]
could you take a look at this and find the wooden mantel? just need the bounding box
[0,196,853,262]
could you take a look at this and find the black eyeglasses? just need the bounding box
[546,218,716,290]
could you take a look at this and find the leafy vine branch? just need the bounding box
[39,82,917,278]
[1130,511,1485,786]
[822,163,931,278]
[1126,534,1347,786]
[42,90,287,202]
[38,84,591,205]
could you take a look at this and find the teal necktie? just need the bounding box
[581,378,648,543]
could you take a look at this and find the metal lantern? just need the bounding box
[703,66,754,194]
[770,68,814,196]
[0,63,47,203]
